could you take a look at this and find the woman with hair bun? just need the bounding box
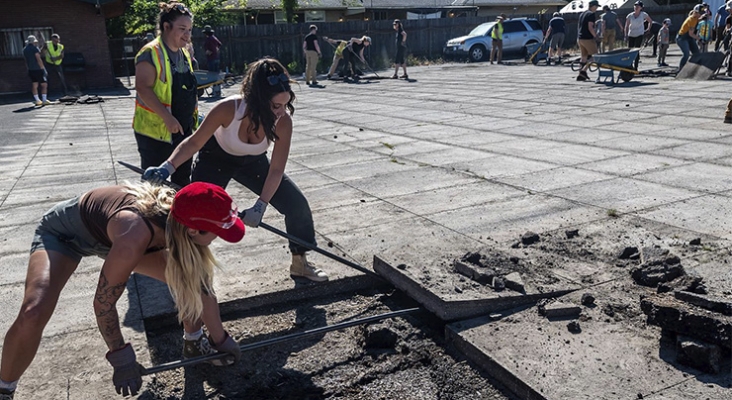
[144,57,330,283]
[133,1,198,187]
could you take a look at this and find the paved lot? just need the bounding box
[1,47,731,399]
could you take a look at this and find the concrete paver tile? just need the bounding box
[450,154,556,179]
[495,166,614,192]
[315,158,420,182]
[429,194,605,243]
[548,177,701,213]
[582,153,689,176]
[651,141,732,161]
[384,181,526,216]
[636,194,732,239]
[636,162,732,193]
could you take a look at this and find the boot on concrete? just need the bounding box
[290,254,329,282]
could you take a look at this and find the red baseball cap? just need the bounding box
[171,182,245,243]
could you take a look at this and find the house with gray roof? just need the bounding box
[223,0,566,24]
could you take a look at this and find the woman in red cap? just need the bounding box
[144,57,330,283]
[0,182,244,399]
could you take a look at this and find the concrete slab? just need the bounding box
[547,177,701,213]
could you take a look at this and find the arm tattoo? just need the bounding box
[95,270,127,350]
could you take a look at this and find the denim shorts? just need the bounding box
[30,197,111,262]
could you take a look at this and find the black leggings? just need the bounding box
[191,137,316,254]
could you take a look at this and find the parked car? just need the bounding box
[443,18,544,62]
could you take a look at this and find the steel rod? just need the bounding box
[142,307,419,375]
[117,161,379,278]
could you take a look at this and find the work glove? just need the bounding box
[142,161,175,185]
[210,332,241,365]
[242,199,267,227]
[106,343,144,397]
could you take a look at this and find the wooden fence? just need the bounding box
[190,16,542,74]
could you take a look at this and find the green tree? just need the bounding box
[282,0,298,23]
[108,0,246,37]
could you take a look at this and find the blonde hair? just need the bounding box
[165,214,220,323]
[123,181,219,324]
[123,181,176,219]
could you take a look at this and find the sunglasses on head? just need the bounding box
[189,206,239,229]
[171,3,192,15]
[267,73,289,86]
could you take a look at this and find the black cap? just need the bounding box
[634,1,644,6]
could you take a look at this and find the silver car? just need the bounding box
[443,18,544,62]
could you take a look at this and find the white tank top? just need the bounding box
[213,95,270,156]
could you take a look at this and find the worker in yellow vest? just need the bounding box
[43,33,67,94]
[490,15,505,64]
[133,2,198,187]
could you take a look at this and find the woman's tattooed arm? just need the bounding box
[94,269,127,351]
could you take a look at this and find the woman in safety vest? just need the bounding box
[0,182,243,399]
[143,57,330,283]
[490,15,505,64]
[133,2,198,187]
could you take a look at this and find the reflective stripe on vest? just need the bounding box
[132,37,197,143]
[45,42,64,65]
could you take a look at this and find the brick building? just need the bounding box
[0,0,124,94]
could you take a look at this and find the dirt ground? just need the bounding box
[141,289,513,400]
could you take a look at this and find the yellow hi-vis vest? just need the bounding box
[335,41,347,57]
[45,42,64,65]
[133,37,198,144]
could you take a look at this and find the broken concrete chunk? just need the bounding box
[492,276,505,291]
[565,229,579,239]
[503,272,524,293]
[689,238,702,246]
[631,263,685,287]
[567,320,581,333]
[521,231,540,246]
[674,291,732,316]
[676,335,721,374]
[581,293,595,306]
[454,260,494,284]
[639,246,667,265]
[541,302,582,318]
[462,252,482,265]
[657,275,706,294]
[640,294,732,350]
[617,246,639,259]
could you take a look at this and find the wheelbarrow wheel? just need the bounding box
[619,71,634,82]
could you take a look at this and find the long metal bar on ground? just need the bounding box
[117,161,380,278]
[142,307,419,375]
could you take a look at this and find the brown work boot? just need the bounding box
[183,334,232,366]
[290,254,329,282]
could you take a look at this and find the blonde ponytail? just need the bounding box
[165,215,220,323]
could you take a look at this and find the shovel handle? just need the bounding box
[117,161,380,279]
